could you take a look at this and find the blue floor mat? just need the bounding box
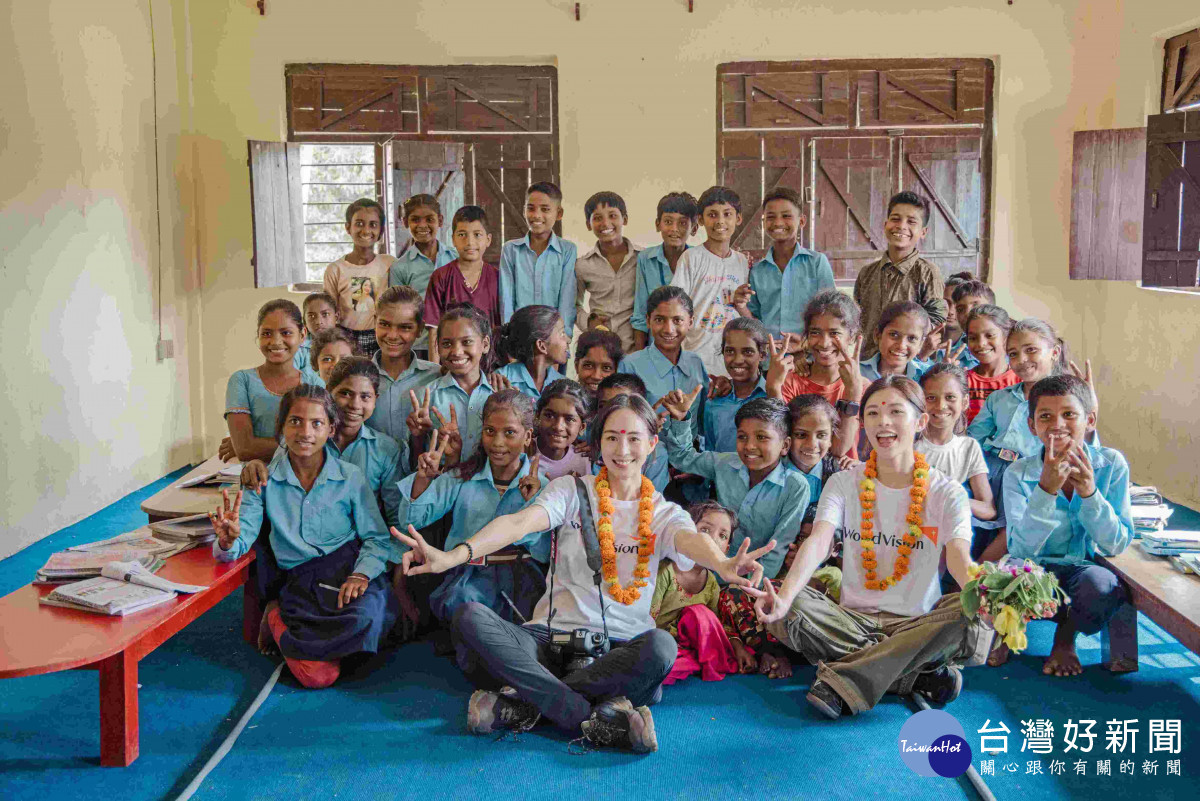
[2,472,1199,800]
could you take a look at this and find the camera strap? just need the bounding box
[573,476,611,644]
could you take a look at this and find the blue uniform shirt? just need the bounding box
[747,246,835,338]
[225,368,285,439]
[213,453,393,579]
[966,382,1041,458]
[702,377,767,453]
[1004,442,1133,566]
[661,418,809,579]
[496,361,566,402]
[292,336,323,385]
[632,244,689,333]
[429,371,498,462]
[618,344,710,440]
[394,453,549,561]
[498,234,578,332]
[859,354,932,383]
[365,351,440,449]
[389,240,458,351]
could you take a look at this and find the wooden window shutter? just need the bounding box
[1068,128,1146,280]
[1163,28,1200,113]
[813,137,893,279]
[390,141,466,256]
[247,140,305,288]
[1142,111,1200,288]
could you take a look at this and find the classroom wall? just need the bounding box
[0,0,196,558]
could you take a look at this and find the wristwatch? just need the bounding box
[836,399,861,417]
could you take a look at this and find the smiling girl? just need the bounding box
[324,198,393,356]
[534,379,592,480]
[495,305,570,399]
[389,194,457,358]
[703,317,769,453]
[860,301,933,382]
[963,305,1019,423]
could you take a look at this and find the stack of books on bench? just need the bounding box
[40,560,208,616]
[176,462,243,488]
[148,513,217,551]
[35,529,178,584]
[1130,485,1173,537]
[1139,530,1200,558]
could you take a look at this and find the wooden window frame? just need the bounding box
[1162,28,1200,114]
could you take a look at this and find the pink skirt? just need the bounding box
[663,605,740,685]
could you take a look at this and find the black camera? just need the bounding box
[548,628,610,672]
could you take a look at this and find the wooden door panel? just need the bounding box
[425,75,553,133]
[858,67,986,127]
[1143,112,1200,287]
[812,138,891,279]
[900,136,983,275]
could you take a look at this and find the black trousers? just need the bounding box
[452,602,677,731]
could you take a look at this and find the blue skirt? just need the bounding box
[970,448,1014,559]
[429,558,546,626]
[276,539,399,661]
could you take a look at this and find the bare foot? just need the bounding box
[987,636,1010,667]
[258,600,280,657]
[758,652,793,680]
[1043,620,1082,677]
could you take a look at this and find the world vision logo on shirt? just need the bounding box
[844,529,935,550]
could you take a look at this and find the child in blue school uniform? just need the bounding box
[734,187,835,339]
[222,299,305,463]
[408,303,498,468]
[366,285,440,451]
[494,305,569,399]
[859,300,934,383]
[211,384,399,689]
[309,326,359,386]
[1001,374,1132,678]
[393,389,548,630]
[703,317,769,453]
[294,292,338,384]
[498,182,578,333]
[389,194,458,358]
[632,191,698,351]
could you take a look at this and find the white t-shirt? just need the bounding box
[815,464,971,617]
[670,246,750,378]
[916,435,988,484]
[529,475,696,640]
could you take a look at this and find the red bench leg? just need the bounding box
[99,650,139,766]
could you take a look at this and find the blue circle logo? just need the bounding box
[898,709,972,778]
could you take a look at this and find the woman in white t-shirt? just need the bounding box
[750,375,991,720]
[392,394,772,753]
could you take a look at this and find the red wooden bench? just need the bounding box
[1098,545,1200,665]
[0,547,259,766]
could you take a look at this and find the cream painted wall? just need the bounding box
[0,0,195,558]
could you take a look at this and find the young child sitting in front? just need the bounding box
[633,191,698,350]
[594,373,669,491]
[1003,374,1132,678]
[963,304,1019,424]
[618,285,710,441]
[575,191,643,352]
[423,206,500,364]
[390,194,458,359]
[365,285,440,449]
[310,326,360,386]
[652,501,740,685]
[852,191,947,361]
[222,299,304,462]
[573,328,623,396]
[670,186,750,377]
[499,182,577,334]
[494,305,569,399]
[394,389,548,629]
[859,301,933,382]
[703,317,769,453]
[534,379,593,480]
[211,385,399,689]
[324,198,393,357]
[295,292,339,384]
[736,186,835,339]
[917,364,997,534]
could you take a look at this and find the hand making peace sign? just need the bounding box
[209,488,243,551]
[416,429,450,480]
[406,387,434,440]
[835,334,865,402]
[519,452,542,501]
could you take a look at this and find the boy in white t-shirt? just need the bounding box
[749,376,991,719]
[670,186,750,378]
[323,198,395,356]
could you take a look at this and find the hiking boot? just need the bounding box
[805,680,845,720]
[579,697,658,753]
[913,666,963,705]
[467,686,541,734]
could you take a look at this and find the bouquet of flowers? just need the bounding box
[960,559,1069,653]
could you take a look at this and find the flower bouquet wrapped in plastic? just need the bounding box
[960,559,1069,653]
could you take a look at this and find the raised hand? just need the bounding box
[240,460,269,492]
[1038,436,1075,496]
[836,334,865,401]
[519,452,542,501]
[655,384,703,421]
[765,333,796,397]
[406,387,434,439]
[416,429,449,480]
[209,488,243,551]
[489,371,513,392]
[750,578,788,625]
[708,375,733,399]
[337,573,370,609]
[1064,442,1096,497]
[431,405,463,467]
[732,283,755,313]
[1068,359,1098,414]
[218,436,237,462]
[719,536,776,588]
[942,340,969,365]
[390,524,457,577]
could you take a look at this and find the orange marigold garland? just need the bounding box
[859,450,929,591]
[594,467,658,605]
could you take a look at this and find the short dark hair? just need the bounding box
[451,205,489,232]
[656,191,698,222]
[537,378,594,421]
[964,304,1012,338]
[587,392,660,461]
[804,289,862,338]
[310,326,359,371]
[877,300,931,337]
[597,372,647,398]
[257,298,303,330]
[326,355,381,396]
[952,280,996,305]
[584,191,627,221]
[688,500,738,539]
[919,362,969,435]
[345,198,386,229]
[722,316,769,358]
[1028,374,1096,417]
[376,285,424,325]
[887,191,931,226]
[646,285,694,320]
[735,397,789,439]
[762,187,804,214]
[527,181,563,202]
[402,193,441,220]
[698,185,741,215]
[574,328,623,366]
[275,383,340,441]
[787,395,840,438]
[302,292,336,313]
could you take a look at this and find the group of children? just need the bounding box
[212,181,1135,745]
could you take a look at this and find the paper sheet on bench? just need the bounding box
[177,461,243,488]
[101,560,208,594]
